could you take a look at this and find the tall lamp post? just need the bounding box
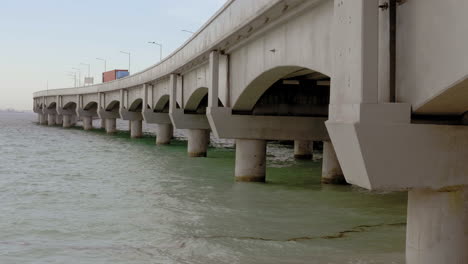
[68,72,77,88]
[96,58,107,72]
[72,67,82,87]
[120,51,131,73]
[148,41,163,62]
[80,63,91,86]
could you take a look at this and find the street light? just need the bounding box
[72,67,82,87]
[67,72,77,87]
[148,41,162,61]
[80,63,90,78]
[96,58,107,72]
[181,29,195,34]
[120,51,131,73]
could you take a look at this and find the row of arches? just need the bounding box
[36,66,331,118]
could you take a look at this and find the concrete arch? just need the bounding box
[129,99,143,112]
[154,95,169,112]
[185,87,208,112]
[47,102,57,109]
[232,66,330,112]
[105,100,120,112]
[63,102,77,110]
[84,102,98,111]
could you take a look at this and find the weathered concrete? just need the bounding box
[62,115,72,128]
[156,124,173,145]
[100,118,106,129]
[321,141,346,185]
[55,114,63,125]
[82,116,93,130]
[235,139,267,182]
[294,140,313,160]
[39,113,48,125]
[187,129,210,157]
[105,118,117,134]
[406,187,468,264]
[47,114,56,126]
[130,120,143,138]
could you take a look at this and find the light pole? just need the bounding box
[120,51,131,73]
[96,58,107,72]
[148,42,162,61]
[67,72,77,87]
[72,67,81,86]
[80,63,91,86]
[181,29,195,34]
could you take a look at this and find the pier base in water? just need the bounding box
[63,115,71,128]
[105,118,117,134]
[39,113,48,125]
[187,129,210,157]
[294,140,313,160]
[100,118,106,129]
[406,186,468,263]
[130,120,143,138]
[321,141,346,184]
[55,114,63,125]
[82,116,93,130]
[156,124,173,145]
[47,114,56,126]
[235,139,267,182]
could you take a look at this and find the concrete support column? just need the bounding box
[39,114,47,125]
[406,187,468,264]
[63,115,72,128]
[105,118,117,134]
[55,114,63,125]
[47,114,56,126]
[294,140,313,160]
[128,120,132,132]
[156,124,173,145]
[321,141,347,184]
[130,120,143,138]
[235,139,267,182]
[100,118,106,129]
[187,129,210,157]
[82,116,93,131]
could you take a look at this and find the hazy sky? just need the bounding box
[0,0,226,110]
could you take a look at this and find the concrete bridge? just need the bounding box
[33,0,468,262]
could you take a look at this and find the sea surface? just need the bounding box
[0,112,407,264]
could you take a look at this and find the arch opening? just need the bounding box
[63,102,77,111]
[129,99,143,112]
[233,66,330,117]
[106,101,120,112]
[154,95,170,113]
[184,87,223,114]
[47,102,57,109]
[84,102,98,111]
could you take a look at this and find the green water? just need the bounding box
[0,112,407,263]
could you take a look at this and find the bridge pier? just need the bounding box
[47,114,56,126]
[39,113,48,125]
[63,115,72,128]
[55,114,63,126]
[321,141,346,184]
[235,139,267,182]
[156,124,173,145]
[130,120,143,138]
[187,129,210,157]
[82,116,93,130]
[294,140,313,160]
[105,118,117,134]
[100,118,106,129]
[406,187,468,264]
